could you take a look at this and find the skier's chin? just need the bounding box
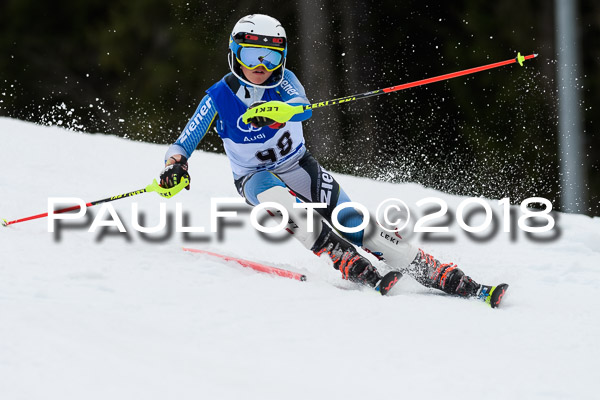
[241,67,272,85]
[249,73,270,85]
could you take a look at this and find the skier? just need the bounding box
[159,14,507,306]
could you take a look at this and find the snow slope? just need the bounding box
[1,117,599,400]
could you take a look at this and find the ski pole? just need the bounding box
[242,52,538,123]
[1,178,189,227]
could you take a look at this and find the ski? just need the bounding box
[376,271,403,296]
[477,283,509,308]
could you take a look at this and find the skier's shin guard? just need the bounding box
[361,223,419,272]
[256,186,322,249]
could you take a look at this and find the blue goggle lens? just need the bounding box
[238,47,283,71]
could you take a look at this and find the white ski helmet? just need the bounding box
[228,14,287,88]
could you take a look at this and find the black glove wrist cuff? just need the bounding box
[168,155,188,168]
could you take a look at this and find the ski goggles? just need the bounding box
[236,46,284,72]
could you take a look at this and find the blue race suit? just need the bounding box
[166,69,312,177]
[165,69,365,244]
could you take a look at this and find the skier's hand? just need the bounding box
[160,155,191,190]
[339,254,382,288]
[247,101,286,130]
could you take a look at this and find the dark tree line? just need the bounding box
[1,0,598,214]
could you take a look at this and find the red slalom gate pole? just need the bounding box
[183,248,307,282]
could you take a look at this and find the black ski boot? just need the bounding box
[407,249,508,307]
[444,269,508,308]
[406,249,476,295]
[311,222,381,287]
